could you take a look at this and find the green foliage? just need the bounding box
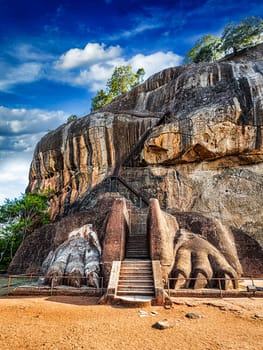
[91,89,114,111]
[91,65,145,111]
[184,16,263,63]
[67,115,78,123]
[184,35,222,63]
[221,16,263,54]
[0,193,50,269]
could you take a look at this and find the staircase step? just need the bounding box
[119,274,152,278]
[118,286,154,293]
[121,266,151,268]
[126,247,148,251]
[121,259,152,266]
[120,274,152,277]
[126,246,149,249]
[121,268,152,270]
[126,250,149,253]
[117,290,155,296]
[118,281,154,290]
[120,269,152,273]
[125,254,150,257]
[120,268,152,272]
[126,243,148,246]
[126,254,150,256]
[118,284,154,290]
[118,279,153,284]
[119,278,152,282]
[125,256,150,259]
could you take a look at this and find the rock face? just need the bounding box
[9,44,263,284]
[27,113,154,219]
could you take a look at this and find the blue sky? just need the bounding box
[0,0,263,204]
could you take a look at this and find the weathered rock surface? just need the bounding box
[27,113,154,219]
[9,44,263,282]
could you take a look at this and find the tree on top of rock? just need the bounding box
[91,65,145,112]
[185,16,263,63]
[221,16,263,54]
[184,35,222,64]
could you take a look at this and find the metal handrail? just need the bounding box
[108,175,149,207]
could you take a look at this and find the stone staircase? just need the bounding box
[125,234,150,259]
[116,208,155,301]
[116,260,155,299]
[107,201,163,305]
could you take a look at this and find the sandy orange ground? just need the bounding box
[0,296,262,350]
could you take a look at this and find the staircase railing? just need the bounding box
[107,175,149,208]
[120,111,173,169]
[76,111,173,211]
[102,112,173,207]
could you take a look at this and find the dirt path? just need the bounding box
[0,296,262,350]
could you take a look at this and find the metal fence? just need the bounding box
[0,274,105,297]
[1,274,262,298]
[166,276,263,297]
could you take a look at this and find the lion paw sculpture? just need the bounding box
[41,224,101,288]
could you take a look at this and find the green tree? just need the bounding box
[91,89,114,111]
[221,16,263,54]
[136,68,146,84]
[67,115,78,123]
[0,193,50,269]
[184,16,263,64]
[91,65,145,111]
[184,35,222,64]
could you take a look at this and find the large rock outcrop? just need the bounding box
[27,113,154,219]
[9,44,263,282]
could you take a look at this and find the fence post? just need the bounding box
[51,277,54,296]
[218,278,223,298]
[7,276,11,294]
[101,276,104,296]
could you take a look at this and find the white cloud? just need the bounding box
[55,43,123,70]
[0,62,42,91]
[128,51,182,78]
[0,157,31,204]
[53,42,183,92]
[14,44,56,62]
[0,106,68,204]
[0,106,67,135]
[110,23,162,40]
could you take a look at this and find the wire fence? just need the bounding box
[0,274,105,297]
[166,276,263,297]
[1,274,262,298]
